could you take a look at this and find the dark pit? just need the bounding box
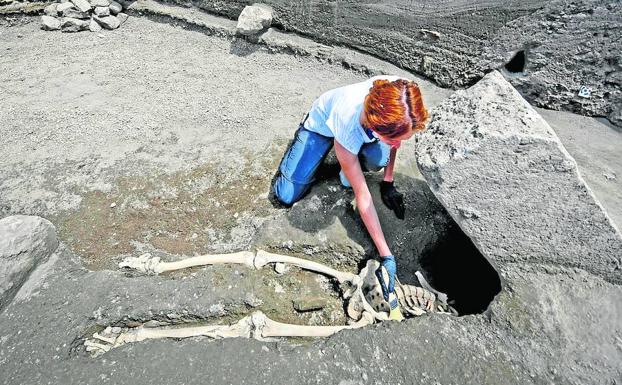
[504,50,526,74]
[419,220,502,315]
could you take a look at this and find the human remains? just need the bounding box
[84,250,453,356]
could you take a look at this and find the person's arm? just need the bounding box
[334,140,392,257]
[383,146,398,182]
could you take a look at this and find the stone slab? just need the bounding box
[416,70,622,284]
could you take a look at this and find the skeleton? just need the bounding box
[84,249,453,356]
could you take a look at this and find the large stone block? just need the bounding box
[0,215,58,309]
[416,71,622,283]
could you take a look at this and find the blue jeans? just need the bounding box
[274,125,390,205]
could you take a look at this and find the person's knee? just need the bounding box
[361,154,387,171]
[362,161,383,172]
[273,175,302,206]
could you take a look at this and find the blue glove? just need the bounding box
[375,255,397,301]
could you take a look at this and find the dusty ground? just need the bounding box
[163,0,622,124]
[1,13,621,385]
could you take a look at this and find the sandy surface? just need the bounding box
[0,14,621,385]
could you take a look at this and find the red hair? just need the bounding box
[361,78,429,139]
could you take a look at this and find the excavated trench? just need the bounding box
[2,14,504,357]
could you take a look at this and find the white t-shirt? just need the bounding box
[303,75,408,154]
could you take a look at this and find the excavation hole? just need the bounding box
[419,221,502,316]
[504,50,526,74]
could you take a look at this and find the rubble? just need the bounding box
[108,0,121,15]
[63,8,89,19]
[88,17,101,32]
[117,12,128,25]
[60,17,89,32]
[70,0,91,13]
[43,3,58,15]
[94,15,120,30]
[89,0,110,6]
[56,2,74,13]
[40,15,61,30]
[39,0,129,32]
[93,6,109,16]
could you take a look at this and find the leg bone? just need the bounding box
[84,311,373,356]
[258,311,374,338]
[119,249,357,285]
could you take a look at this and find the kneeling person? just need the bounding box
[273,76,429,303]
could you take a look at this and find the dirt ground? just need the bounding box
[1,13,621,385]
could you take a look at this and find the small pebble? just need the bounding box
[110,202,116,208]
[603,172,616,180]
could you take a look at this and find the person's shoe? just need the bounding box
[339,170,352,189]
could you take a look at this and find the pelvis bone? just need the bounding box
[84,250,452,356]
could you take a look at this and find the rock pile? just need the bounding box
[40,0,128,32]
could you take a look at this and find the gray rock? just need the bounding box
[116,12,128,26]
[70,0,92,12]
[108,0,122,15]
[89,17,102,32]
[43,3,58,16]
[89,0,110,6]
[55,2,75,13]
[0,215,58,310]
[93,6,110,16]
[94,15,120,29]
[40,15,61,31]
[60,17,90,32]
[236,4,273,36]
[609,105,622,127]
[62,8,90,19]
[415,71,622,284]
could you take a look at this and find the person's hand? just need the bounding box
[380,181,405,219]
[375,255,397,301]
